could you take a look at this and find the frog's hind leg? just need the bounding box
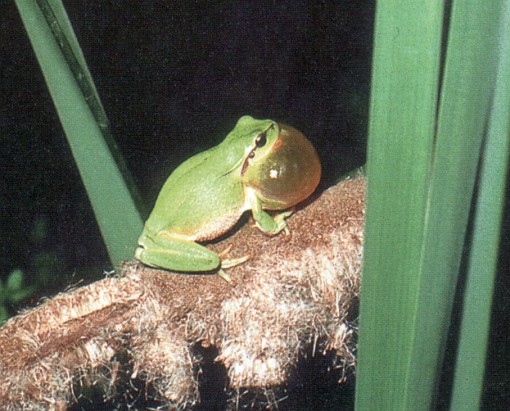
[136,235,221,273]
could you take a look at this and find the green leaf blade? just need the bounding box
[15,0,144,265]
[407,1,504,407]
[356,1,505,410]
[451,1,510,408]
[356,1,444,408]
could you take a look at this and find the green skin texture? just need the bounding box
[135,116,297,275]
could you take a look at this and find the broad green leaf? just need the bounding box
[356,1,504,409]
[355,1,443,408]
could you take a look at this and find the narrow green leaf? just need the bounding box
[451,1,510,408]
[15,0,144,265]
[35,0,110,132]
[35,0,144,212]
[356,1,443,408]
[0,306,8,324]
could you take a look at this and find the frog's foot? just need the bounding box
[274,210,293,238]
[217,269,232,282]
[251,208,294,236]
[281,224,292,240]
[221,254,250,269]
[217,245,250,268]
[274,209,294,225]
[217,256,250,282]
[217,244,233,258]
[213,246,250,281]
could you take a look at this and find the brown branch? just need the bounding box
[0,175,365,410]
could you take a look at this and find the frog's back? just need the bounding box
[144,144,246,241]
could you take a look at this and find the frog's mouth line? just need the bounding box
[222,155,245,177]
[240,148,255,176]
[222,143,262,178]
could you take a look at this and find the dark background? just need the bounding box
[0,1,508,410]
[1,1,371,282]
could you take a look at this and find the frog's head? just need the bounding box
[237,116,321,210]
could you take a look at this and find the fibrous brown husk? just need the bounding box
[0,174,365,410]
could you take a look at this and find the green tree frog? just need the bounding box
[135,115,321,279]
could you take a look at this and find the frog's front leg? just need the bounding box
[246,189,293,235]
[136,233,247,276]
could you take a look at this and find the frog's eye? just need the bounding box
[248,130,269,160]
[255,131,267,147]
[242,133,266,175]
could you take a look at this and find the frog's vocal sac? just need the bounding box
[135,115,321,276]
